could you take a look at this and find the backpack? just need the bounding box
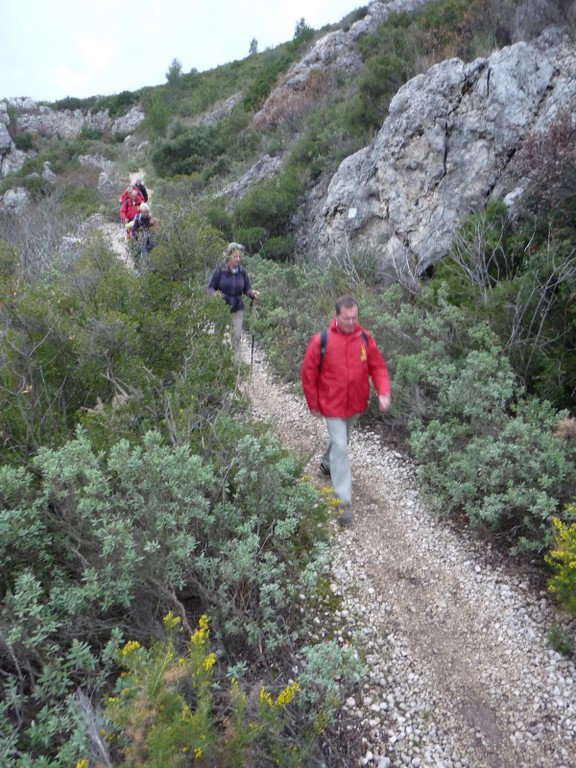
[319,327,368,370]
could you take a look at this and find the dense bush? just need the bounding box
[102,613,363,767]
[0,424,336,765]
[546,504,576,615]
[436,201,576,409]
[233,170,304,247]
[92,90,142,117]
[151,125,225,178]
[242,53,294,111]
[12,132,36,151]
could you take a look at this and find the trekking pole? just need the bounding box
[250,298,256,371]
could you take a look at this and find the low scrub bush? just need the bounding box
[101,613,362,767]
[242,53,294,111]
[151,125,224,178]
[233,170,304,246]
[0,422,335,765]
[546,505,576,615]
[402,320,576,550]
[12,132,36,151]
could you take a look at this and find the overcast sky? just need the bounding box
[1,0,361,102]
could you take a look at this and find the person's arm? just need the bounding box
[206,266,221,295]
[301,334,322,415]
[242,270,260,300]
[366,333,391,411]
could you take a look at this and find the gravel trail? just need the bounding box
[243,342,576,768]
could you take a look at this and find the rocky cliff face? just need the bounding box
[250,0,576,275]
[300,32,576,277]
[0,98,144,176]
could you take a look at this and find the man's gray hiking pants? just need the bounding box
[322,416,357,507]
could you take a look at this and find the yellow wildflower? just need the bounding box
[276,681,299,707]
[163,611,182,631]
[120,640,140,656]
[203,653,216,671]
[259,688,273,707]
[191,614,209,646]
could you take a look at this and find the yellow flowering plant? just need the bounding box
[546,505,576,615]
[102,614,312,767]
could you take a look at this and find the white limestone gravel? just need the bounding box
[242,342,576,768]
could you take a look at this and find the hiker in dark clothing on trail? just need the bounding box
[126,202,158,270]
[206,242,260,362]
[301,295,391,526]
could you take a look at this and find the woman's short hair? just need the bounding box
[225,242,245,257]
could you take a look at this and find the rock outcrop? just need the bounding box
[297,33,576,276]
[0,99,144,177]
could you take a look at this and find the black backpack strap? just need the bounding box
[319,328,328,371]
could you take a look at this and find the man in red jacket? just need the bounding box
[301,295,391,526]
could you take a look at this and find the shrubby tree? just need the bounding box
[165,57,183,84]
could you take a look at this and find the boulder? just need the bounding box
[303,38,569,276]
[2,187,30,209]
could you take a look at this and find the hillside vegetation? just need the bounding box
[1,1,576,766]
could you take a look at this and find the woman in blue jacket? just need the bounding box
[207,243,260,361]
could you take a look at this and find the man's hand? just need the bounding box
[378,394,391,412]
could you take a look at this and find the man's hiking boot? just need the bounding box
[338,506,353,527]
[319,461,331,477]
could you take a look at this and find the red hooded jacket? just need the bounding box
[301,318,390,418]
[120,190,144,222]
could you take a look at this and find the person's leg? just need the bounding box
[324,416,356,507]
[320,442,331,474]
[231,310,244,362]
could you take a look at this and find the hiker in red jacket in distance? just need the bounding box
[121,187,144,234]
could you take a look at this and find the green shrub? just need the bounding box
[20,174,50,200]
[79,126,103,141]
[103,613,362,767]
[203,203,235,240]
[260,233,295,262]
[59,186,102,216]
[12,132,36,151]
[0,420,333,764]
[436,202,576,409]
[547,623,575,656]
[344,54,411,136]
[234,170,303,240]
[242,51,294,111]
[143,91,170,138]
[151,124,224,177]
[50,95,98,112]
[288,109,360,180]
[404,326,576,551]
[93,90,141,117]
[234,225,268,253]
